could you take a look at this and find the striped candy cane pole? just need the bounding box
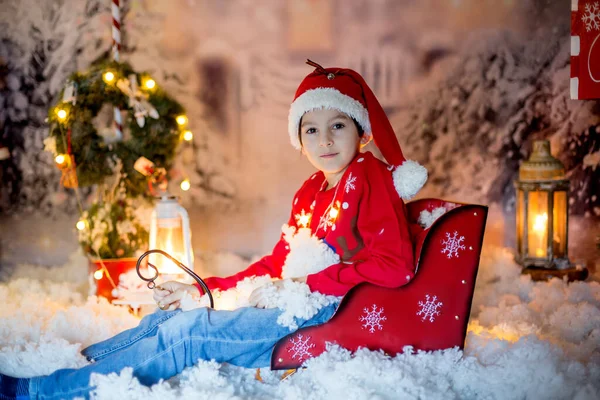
[112,0,121,61]
[112,0,123,140]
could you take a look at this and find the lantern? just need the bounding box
[149,195,194,280]
[514,140,587,280]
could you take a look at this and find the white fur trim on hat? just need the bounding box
[393,160,428,201]
[288,88,372,149]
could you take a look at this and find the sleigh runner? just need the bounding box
[271,198,488,369]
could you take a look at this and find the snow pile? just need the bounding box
[417,206,447,229]
[0,247,599,399]
[0,278,137,377]
[181,276,340,330]
[280,225,341,279]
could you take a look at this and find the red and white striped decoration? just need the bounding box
[112,0,123,140]
[111,0,121,61]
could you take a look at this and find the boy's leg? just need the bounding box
[81,309,180,362]
[29,303,338,399]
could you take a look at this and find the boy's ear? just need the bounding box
[359,134,373,148]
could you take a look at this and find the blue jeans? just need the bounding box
[29,304,339,399]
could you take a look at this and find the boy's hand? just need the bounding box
[249,277,307,309]
[153,281,199,311]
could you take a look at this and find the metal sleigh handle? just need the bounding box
[136,249,215,309]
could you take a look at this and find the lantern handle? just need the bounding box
[135,249,214,309]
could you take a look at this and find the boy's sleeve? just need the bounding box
[305,163,415,296]
[194,210,297,293]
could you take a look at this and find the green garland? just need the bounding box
[47,60,185,199]
[78,178,149,259]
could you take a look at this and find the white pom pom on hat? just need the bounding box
[288,59,427,200]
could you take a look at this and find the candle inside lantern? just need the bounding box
[149,195,194,282]
[531,212,548,257]
[153,222,186,275]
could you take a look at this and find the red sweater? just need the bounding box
[197,151,415,297]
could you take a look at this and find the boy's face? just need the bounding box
[300,108,369,178]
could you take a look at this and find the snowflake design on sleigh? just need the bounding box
[287,334,316,361]
[359,304,387,333]
[416,294,443,323]
[441,231,466,259]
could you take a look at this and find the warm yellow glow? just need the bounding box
[329,207,339,219]
[533,213,548,232]
[176,115,188,125]
[180,179,191,191]
[183,130,193,141]
[56,109,67,121]
[153,224,186,274]
[55,154,66,165]
[103,71,115,83]
[532,212,548,257]
[94,269,103,280]
[295,209,312,228]
[144,79,156,89]
[467,322,521,343]
[76,219,86,230]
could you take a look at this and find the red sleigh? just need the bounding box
[271,199,488,369]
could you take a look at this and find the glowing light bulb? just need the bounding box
[180,179,191,191]
[144,79,156,89]
[56,109,67,120]
[183,130,193,141]
[295,209,312,228]
[94,269,104,280]
[103,71,115,83]
[76,219,86,230]
[55,154,66,165]
[176,115,188,126]
[329,207,339,219]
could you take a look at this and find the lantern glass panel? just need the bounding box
[552,190,567,257]
[527,190,548,258]
[516,188,525,255]
[152,217,185,274]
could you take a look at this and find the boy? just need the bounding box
[0,60,426,399]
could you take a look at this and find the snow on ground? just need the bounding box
[0,247,599,399]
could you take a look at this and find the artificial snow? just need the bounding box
[180,276,340,331]
[0,246,599,399]
[280,225,341,279]
[417,206,447,229]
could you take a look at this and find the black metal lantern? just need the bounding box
[514,140,587,281]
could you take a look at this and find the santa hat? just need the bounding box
[288,60,427,201]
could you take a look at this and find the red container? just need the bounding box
[89,258,138,302]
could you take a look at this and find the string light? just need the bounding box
[180,178,191,191]
[76,219,86,230]
[144,78,156,89]
[329,207,339,219]
[55,154,66,165]
[56,109,68,121]
[176,115,188,126]
[183,130,193,141]
[295,209,312,228]
[103,71,115,83]
[94,269,104,280]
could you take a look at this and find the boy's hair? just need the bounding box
[297,114,365,147]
